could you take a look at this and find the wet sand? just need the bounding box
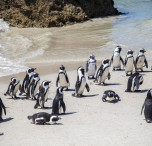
[0,61,152,146]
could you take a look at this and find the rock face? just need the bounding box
[0,0,120,28]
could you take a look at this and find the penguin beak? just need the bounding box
[47,81,51,84]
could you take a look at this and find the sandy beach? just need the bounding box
[0,60,152,146]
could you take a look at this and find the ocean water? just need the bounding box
[0,0,152,76]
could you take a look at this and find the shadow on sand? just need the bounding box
[0,117,13,123]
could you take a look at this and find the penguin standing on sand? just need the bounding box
[4,77,20,99]
[34,81,51,109]
[136,48,148,72]
[86,54,97,79]
[124,50,136,76]
[94,59,111,85]
[141,89,152,123]
[125,72,143,92]
[73,66,90,97]
[111,46,124,70]
[56,65,70,90]
[19,68,36,95]
[26,73,40,100]
[52,87,66,115]
[0,98,6,121]
[28,112,61,125]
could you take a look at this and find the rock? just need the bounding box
[0,0,120,28]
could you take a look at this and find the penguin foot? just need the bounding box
[146,119,152,123]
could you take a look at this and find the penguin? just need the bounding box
[86,54,97,79]
[124,50,136,76]
[26,73,40,100]
[111,46,124,70]
[73,66,90,97]
[52,87,66,115]
[136,48,148,72]
[19,68,36,95]
[27,112,61,125]
[4,77,20,99]
[125,72,143,92]
[102,90,120,102]
[0,98,6,121]
[34,81,51,109]
[94,59,111,85]
[141,89,152,123]
[56,65,70,90]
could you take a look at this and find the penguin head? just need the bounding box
[33,73,39,78]
[147,89,152,99]
[11,77,19,84]
[138,74,143,85]
[114,46,122,53]
[139,48,146,53]
[108,91,114,97]
[103,59,111,66]
[27,68,36,74]
[127,50,134,57]
[78,66,85,76]
[57,87,64,95]
[42,81,51,88]
[60,65,65,71]
[90,54,95,59]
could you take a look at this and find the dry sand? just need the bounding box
[0,61,152,146]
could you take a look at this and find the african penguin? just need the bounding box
[136,48,148,72]
[26,73,40,100]
[52,87,66,115]
[125,72,143,92]
[124,50,136,76]
[56,65,70,90]
[111,46,124,70]
[19,68,36,95]
[73,66,90,97]
[141,89,152,123]
[86,54,97,79]
[102,90,120,102]
[28,112,61,125]
[34,81,51,109]
[0,98,6,121]
[4,77,20,99]
[94,59,111,85]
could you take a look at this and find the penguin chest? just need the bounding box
[78,78,86,95]
[59,74,68,87]
[136,56,144,69]
[14,83,20,95]
[87,63,96,76]
[44,89,49,102]
[125,58,134,72]
[101,68,109,83]
[34,81,40,95]
[106,96,115,102]
[113,56,121,68]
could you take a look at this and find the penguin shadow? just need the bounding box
[6,96,27,100]
[35,123,63,126]
[82,94,99,98]
[66,89,75,92]
[137,89,149,93]
[112,69,125,71]
[97,83,121,86]
[60,112,77,116]
[0,133,4,136]
[43,106,52,110]
[107,99,121,104]
[0,117,13,123]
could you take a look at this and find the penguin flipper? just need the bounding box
[144,58,148,68]
[56,75,59,87]
[0,98,6,115]
[120,56,124,66]
[86,83,90,92]
[60,100,66,113]
[141,103,145,115]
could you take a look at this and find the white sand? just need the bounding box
[0,62,152,146]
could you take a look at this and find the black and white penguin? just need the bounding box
[94,59,111,85]
[4,77,20,99]
[111,46,124,70]
[19,68,36,95]
[73,66,90,97]
[0,98,6,121]
[125,72,143,92]
[56,65,70,90]
[26,73,40,100]
[28,112,61,125]
[136,48,148,72]
[102,90,120,102]
[34,81,51,109]
[141,89,152,123]
[86,54,97,79]
[124,50,136,76]
[52,87,66,115]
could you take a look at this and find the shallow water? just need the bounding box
[0,0,152,76]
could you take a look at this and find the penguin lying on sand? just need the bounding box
[141,89,152,123]
[34,81,51,109]
[94,59,111,85]
[102,90,120,102]
[125,72,143,92]
[56,65,70,90]
[111,46,124,70]
[136,48,148,72]
[72,66,90,97]
[52,87,66,115]
[0,98,6,121]
[28,112,61,125]
[86,54,97,79]
[4,77,20,99]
